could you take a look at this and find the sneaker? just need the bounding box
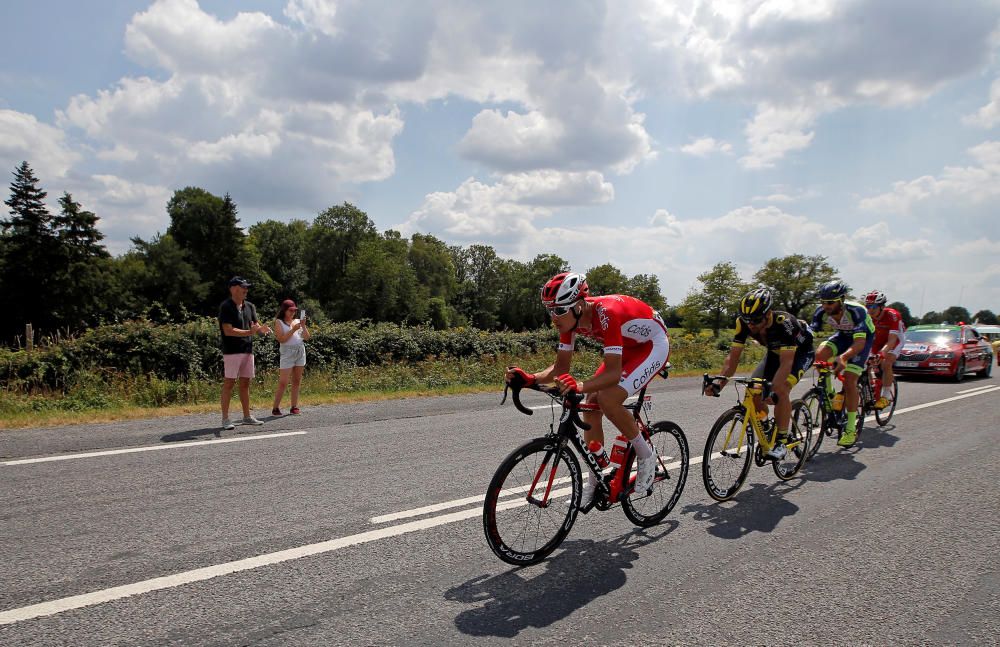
[272,407,282,416]
[838,427,857,447]
[241,416,264,426]
[579,476,598,510]
[290,407,301,415]
[874,396,890,410]
[634,455,656,494]
[221,418,235,431]
[766,438,787,460]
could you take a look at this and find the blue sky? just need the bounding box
[2,0,999,317]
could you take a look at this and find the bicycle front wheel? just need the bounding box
[702,408,753,501]
[800,391,826,460]
[875,380,898,426]
[774,399,811,480]
[483,438,581,566]
[623,421,689,527]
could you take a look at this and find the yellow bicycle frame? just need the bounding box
[720,378,805,456]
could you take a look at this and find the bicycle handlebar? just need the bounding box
[502,376,589,430]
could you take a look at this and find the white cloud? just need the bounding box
[964,78,1000,128]
[859,140,1000,215]
[399,170,613,243]
[679,136,733,157]
[740,102,818,169]
[0,109,80,180]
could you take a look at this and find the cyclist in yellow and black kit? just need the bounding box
[703,287,814,460]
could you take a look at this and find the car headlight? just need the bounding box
[931,352,954,359]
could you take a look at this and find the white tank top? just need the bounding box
[277,319,304,347]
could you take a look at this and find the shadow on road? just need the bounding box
[161,427,222,442]
[681,480,802,539]
[857,423,900,450]
[800,448,867,483]
[445,524,677,638]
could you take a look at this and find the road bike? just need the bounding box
[701,374,811,501]
[483,368,689,566]
[800,360,866,459]
[861,352,898,427]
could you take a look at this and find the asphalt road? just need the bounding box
[1,372,998,646]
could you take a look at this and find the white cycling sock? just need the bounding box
[632,436,653,459]
[881,386,892,398]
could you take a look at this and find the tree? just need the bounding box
[122,234,210,320]
[339,231,424,323]
[305,203,378,315]
[973,309,999,325]
[689,261,748,336]
[249,219,310,301]
[628,273,667,313]
[942,306,971,324]
[1,162,62,339]
[887,301,917,328]
[408,233,455,299]
[54,192,108,261]
[921,311,944,324]
[753,254,838,318]
[585,263,629,296]
[166,188,251,311]
[52,193,113,327]
[450,244,506,329]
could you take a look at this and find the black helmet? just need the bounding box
[739,287,773,323]
[819,280,848,301]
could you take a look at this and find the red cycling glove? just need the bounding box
[556,373,580,393]
[508,367,536,386]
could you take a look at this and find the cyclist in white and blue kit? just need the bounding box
[808,280,875,447]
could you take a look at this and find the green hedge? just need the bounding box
[0,318,759,397]
[0,318,588,393]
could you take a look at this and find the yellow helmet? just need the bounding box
[739,288,773,323]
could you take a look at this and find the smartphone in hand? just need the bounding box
[299,309,306,323]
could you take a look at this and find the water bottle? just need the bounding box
[609,434,629,469]
[832,392,845,411]
[587,440,610,469]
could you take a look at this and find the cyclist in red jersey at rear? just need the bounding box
[865,290,905,409]
[505,272,669,509]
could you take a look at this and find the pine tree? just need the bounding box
[54,192,109,261]
[1,162,61,340]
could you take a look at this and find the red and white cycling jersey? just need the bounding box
[872,307,905,352]
[559,295,670,395]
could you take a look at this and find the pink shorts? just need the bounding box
[223,353,255,379]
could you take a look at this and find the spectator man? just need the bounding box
[219,276,271,430]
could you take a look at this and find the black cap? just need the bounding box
[228,276,252,288]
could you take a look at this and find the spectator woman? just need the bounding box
[272,299,310,415]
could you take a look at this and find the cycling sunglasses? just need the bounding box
[739,314,767,325]
[865,304,881,310]
[547,305,573,316]
[821,299,842,305]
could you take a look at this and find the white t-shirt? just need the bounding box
[276,319,304,347]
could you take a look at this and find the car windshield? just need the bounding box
[906,330,960,344]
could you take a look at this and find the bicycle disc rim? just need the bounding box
[483,439,580,565]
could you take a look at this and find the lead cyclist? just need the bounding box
[504,272,669,509]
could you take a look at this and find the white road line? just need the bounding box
[955,384,995,395]
[1,431,308,466]
[2,385,996,626]
[0,505,482,626]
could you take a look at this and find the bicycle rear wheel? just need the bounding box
[774,399,811,480]
[623,421,689,527]
[702,408,753,502]
[483,438,581,566]
[800,391,826,460]
[875,380,898,426]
